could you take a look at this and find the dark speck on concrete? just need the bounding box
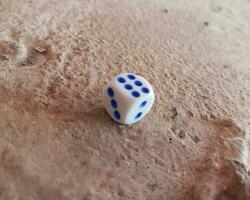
[178,130,185,139]
[192,135,201,143]
[171,107,179,119]
[42,102,49,107]
[204,21,209,26]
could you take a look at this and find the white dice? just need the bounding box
[103,73,155,125]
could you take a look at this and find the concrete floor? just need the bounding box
[0,0,249,199]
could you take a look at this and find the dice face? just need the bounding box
[103,73,155,125]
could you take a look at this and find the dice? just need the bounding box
[103,73,155,125]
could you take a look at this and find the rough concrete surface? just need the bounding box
[0,0,250,199]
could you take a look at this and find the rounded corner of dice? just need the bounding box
[103,73,155,125]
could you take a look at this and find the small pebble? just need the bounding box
[178,130,185,139]
[35,46,47,53]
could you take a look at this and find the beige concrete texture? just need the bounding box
[0,0,250,199]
